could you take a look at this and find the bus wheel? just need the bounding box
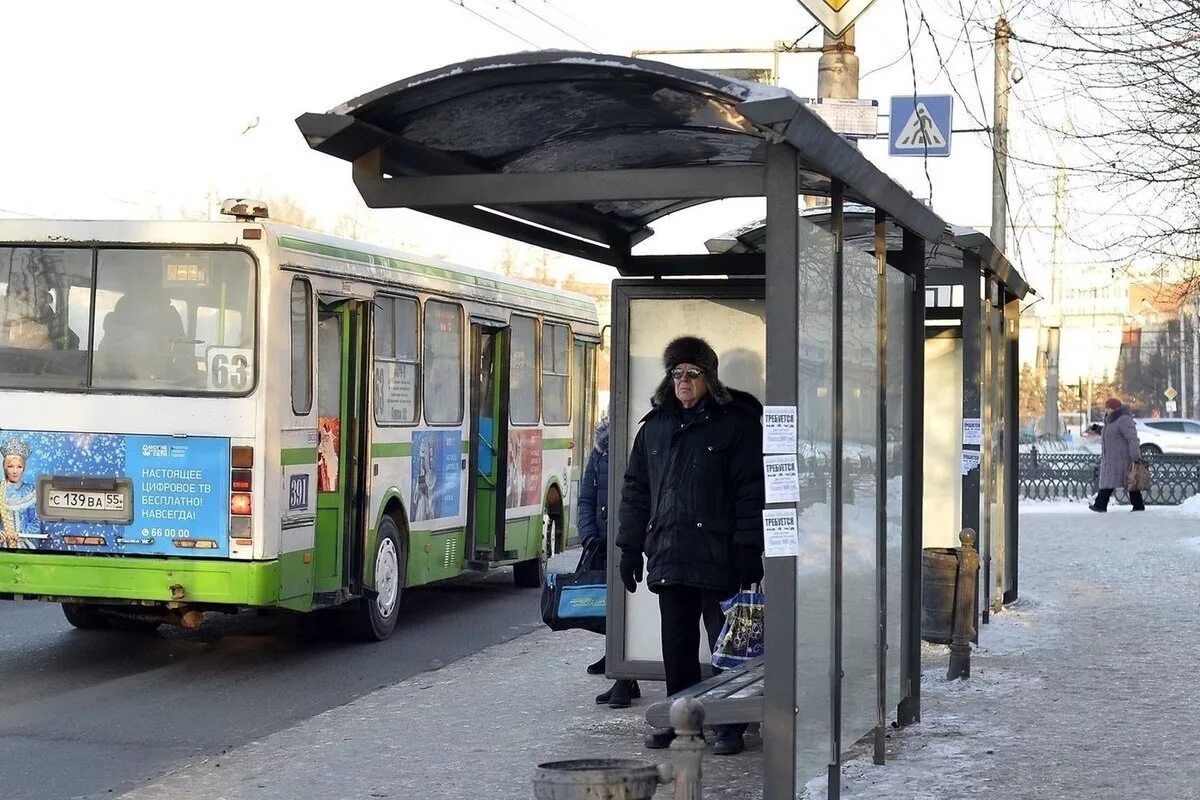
[61,603,111,630]
[347,516,406,642]
[513,553,546,588]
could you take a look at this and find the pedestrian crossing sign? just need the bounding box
[889,95,953,157]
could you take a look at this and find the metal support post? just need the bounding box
[762,141,800,800]
[1003,295,1020,603]
[873,210,888,767]
[898,228,925,727]
[828,180,846,800]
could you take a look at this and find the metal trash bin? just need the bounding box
[531,758,669,800]
[921,547,959,644]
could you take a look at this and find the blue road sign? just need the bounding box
[889,95,953,157]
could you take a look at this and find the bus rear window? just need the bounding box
[0,247,256,395]
[0,248,93,388]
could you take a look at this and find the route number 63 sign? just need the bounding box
[206,347,253,391]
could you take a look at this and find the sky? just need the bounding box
[0,0,1066,290]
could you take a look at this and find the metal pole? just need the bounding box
[762,141,800,800]
[874,210,888,767]
[1180,315,1187,416]
[960,264,983,541]
[1004,295,1020,604]
[828,180,846,800]
[1193,297,1199,418]
[898,228,925,728]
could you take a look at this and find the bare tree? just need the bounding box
[1000,1,1200,270]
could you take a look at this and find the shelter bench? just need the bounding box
[644,657,765,727]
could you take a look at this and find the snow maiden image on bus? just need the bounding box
[0,200,600,640]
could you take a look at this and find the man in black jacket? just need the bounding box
[617,335,765,756]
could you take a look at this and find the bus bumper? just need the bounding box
[0,553,279,607]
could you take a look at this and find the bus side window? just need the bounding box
[290,278,312,414]
[423,300,463,425]
[509,315,539,425]
[541,322,569,424]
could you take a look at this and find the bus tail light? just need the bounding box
[230,446,253,542]
[231,469,253,492]
[231,492,253,516]
[231,446,254,469]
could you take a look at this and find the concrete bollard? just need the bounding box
[668,698,705,800]
[531,698,707,799]
[947,528,980,680]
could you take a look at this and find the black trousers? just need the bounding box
[1094,487,1145,511]
[657,585,748,738]
[658,585,726,696]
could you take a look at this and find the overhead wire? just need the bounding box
[900,0,935,209]
[511,0,595,50]
[447,0,542,48]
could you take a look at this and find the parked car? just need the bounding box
[1133,418,1200,455]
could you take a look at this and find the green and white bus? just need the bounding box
[0,200,600,640]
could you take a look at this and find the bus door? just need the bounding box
[314,299,369,598]
[466,322,509,563]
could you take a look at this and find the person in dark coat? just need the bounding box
[1090,397,1145,512]
[617,335,765,756]
[577,415,640,708]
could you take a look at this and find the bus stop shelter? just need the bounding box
[707,207,1031,624]
[298,50,958,798]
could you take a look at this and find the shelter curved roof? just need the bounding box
[297,51,947,267]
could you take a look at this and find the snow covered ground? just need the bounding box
[802,504,1200,799]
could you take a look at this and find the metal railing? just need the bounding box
[1018,451,1200,505]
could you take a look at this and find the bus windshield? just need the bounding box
[0,247,256,394]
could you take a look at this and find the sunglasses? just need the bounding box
[670,368,705,381]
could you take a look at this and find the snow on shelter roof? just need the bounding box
[296,50,947,271]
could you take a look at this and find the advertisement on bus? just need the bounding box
[506,429,543,509]
[410,430,462,522]
[0,430,231,557]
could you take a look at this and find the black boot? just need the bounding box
[586,655,606,675]
[596,680,641,705]
[644,728,676,749]
[713,726,745,755]
[607,680,640,708]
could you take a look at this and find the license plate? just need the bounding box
[46,490,126,512]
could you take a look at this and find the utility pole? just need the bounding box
[990,16,1010,254]
[1193,296,1199,418]
[817,27,858,99]
[806,27,860,211]
[1043,162,1065,437]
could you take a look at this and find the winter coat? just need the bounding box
[577,422,610,546]
[616,389,765,597]
[1098,406,1141,489]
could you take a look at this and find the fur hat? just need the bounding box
[652,336,732,407]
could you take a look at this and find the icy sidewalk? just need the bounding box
[116,549,763,800]
[118,507,1200,799]
[807,505,1200,800]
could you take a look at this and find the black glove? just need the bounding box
[619,550,643,594]
[735,546,764,589]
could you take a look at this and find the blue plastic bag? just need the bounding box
[711,589,765,669]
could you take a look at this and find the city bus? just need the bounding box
[0,200,600,640]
